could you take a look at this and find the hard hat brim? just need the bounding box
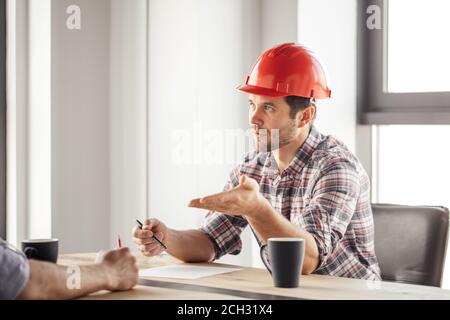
[236,84,289,98]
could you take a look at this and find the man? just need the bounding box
[133,43,381,280]
[0,238,138,299]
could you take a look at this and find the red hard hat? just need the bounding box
[237,43,331,99]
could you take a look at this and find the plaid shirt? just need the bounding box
[200,126,381,280]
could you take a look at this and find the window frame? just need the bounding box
[357,0,450,125]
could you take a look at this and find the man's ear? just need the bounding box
[296,105,315,128]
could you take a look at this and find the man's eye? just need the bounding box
[249,103,256,110]
[264,105,274,111]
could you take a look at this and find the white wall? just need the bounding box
[51,0,111,253]
[298,0,357,152]
[109,0,148,249]
[261,0,298,50]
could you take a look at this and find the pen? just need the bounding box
[136,219,167,250]
[117,234,122,248]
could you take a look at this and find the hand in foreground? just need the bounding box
[100,247,139,291]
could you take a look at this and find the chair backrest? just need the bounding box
[372,204,449,287]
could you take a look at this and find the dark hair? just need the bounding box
[284,96,316,120]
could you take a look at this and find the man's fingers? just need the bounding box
[143,221,152,230]
[133,227,153,239]
[188,198,202,208]
[188,198,214,209]
[239,174,257,190]
[143,218,160,230]
[132,237,141,245]
[189,195,225,206]
[188,190,242,213]
[140,243,161,255]
[134,237,154,246]
[142,250,155,257]
[203,190,239,209]
[139,243,158,252]
[143,250,161,257]
[154,232,164,240]
[132,226,142,237]
[189,201,238,214]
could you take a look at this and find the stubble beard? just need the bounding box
[254,120,297,152]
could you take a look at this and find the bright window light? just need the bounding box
[387,0,450,93]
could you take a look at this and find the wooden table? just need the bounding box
[58,252,450,300]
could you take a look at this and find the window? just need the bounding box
[358,0,450,124]
[387,0,450,93]
[364,0,450,288]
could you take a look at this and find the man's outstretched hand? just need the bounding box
[188,175,270,218]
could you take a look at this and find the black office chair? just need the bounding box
[372,203,449,287]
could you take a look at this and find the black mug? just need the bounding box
[21,239,59,263]
[260,238,305,288]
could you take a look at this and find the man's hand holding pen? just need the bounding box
[132,218,168,257]
[100,248,139,291]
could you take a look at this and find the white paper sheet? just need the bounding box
[139,264,241,280]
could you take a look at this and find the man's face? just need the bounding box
[248,94,299,152]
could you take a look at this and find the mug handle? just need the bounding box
[260,244,272,275]
[23,247,38,259]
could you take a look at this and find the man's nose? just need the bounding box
[249,108,263,127]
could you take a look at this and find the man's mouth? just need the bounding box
[253,128,269,136]
[253,130,269,144]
